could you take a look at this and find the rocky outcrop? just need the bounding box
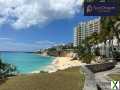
[46,50,75,57]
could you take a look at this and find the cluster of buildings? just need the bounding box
[73,18,119,58]
[73,18,101,47]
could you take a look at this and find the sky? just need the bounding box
[0,0,98,51]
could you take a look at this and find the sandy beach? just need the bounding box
[43,57,85,73]
[31,56,86,74]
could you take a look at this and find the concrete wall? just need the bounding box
[81,65,98,90]
[86,61,116,73]
[82,61,116,90]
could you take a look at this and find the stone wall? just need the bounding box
[81,65,98,90]
[86,61,116,73]
[82,61,116,90]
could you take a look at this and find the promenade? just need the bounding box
[95,62,120,90]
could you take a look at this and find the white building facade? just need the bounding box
[73,18,101,47]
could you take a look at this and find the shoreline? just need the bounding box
[31,56,86,74]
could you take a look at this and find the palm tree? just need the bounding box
[75,32,100,63]
[84,0,120,59]
[96,14,120,60]
[100,17,114,57]
[76,43,95,64]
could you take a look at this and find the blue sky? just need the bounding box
[0,0,97,51]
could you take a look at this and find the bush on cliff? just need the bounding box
[0,59,17,79]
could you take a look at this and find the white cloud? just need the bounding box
[0,37,13,41]
[0,0,83,29]
[36,40,55,45]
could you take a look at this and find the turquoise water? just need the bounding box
[0,52,54,74]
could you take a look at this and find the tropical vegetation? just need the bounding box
[0,59,16,80]
[76,0,120,63]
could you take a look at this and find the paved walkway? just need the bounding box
[95,62,120,90]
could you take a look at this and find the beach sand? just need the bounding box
[31,57,86,74]
[43,57,85,73]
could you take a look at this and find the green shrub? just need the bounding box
[0,59,17,79]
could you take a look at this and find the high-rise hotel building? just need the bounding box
[73,18,101,47]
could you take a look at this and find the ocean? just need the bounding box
[0,52,54,74]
